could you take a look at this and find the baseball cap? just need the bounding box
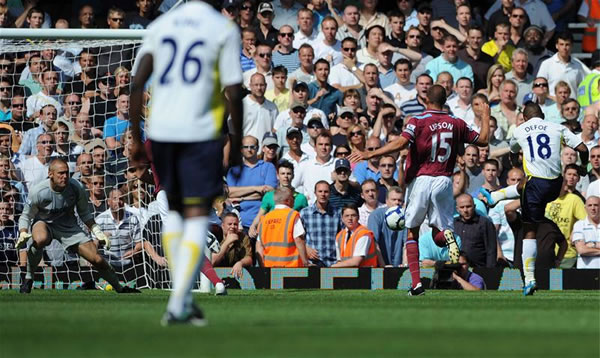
[262,131,278,147]
[84,138,106,153]
[286,126,302,137]
[417,3,433,13]
[222,0,238,8]
[306,116,324,128]
[339,107,354,117]
[523,25,543,36]
[293,82,309,91]
[258,2,274,14]
[290,100,307,110]
[334,158,351,171]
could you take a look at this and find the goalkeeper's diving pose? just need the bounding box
[16,157,140,294]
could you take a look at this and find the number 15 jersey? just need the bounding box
[401,110,480,183]
[510,117,582,179]
[137,1,243,143]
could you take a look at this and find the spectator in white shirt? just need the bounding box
[18,133,54,191]
[358,179,384,226]
[357,25,385,65]
[536,32,590,98]
[447,77,474,124]
[26,69,62,119]
[572,196,600,269]
[293,131,336,203]
[384,58,417,108]
[313,16,343,66]
[289,44,316,87]
[329,37,363,92]
[293,8,318,49]
[242,73,279,148]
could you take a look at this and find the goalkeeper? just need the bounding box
[16,157,139,294]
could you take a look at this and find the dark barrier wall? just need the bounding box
[1,266,598,290]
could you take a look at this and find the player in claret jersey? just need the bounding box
[350,85,490,296]
[480,102,588,296]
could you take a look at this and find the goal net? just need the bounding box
[0,29,175,290]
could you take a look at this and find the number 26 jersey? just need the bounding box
[137,1,243,143]
[510,117,582,179]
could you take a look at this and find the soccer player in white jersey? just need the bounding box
[16,158,139,294]
[129,0,244,326]
[480,103,589,295]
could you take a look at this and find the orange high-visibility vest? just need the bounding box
[335,225,378,267]
[258,207,302,267]
[583,0,600,52]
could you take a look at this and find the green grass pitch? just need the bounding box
[1,289,599,358]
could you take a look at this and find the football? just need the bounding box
[385,206,406,231]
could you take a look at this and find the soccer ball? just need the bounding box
[385,206,406,231]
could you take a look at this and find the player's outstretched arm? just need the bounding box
[129,53,153,166]
[474,102,490,147]
[348,136,409,163]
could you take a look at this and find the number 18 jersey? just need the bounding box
[137,1,243,143]
[510,117,582,179]
[401,110,480,183]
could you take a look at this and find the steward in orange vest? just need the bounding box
[582,0,600,53]
[332,204,379,267]
[256,187,308,267]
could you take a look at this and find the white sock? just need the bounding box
[522,239,537,284]
[167,216,208,317]
[491,184,520,202]
[163,211,183,278]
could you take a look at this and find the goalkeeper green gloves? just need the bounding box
[16,231,32,249]
[91,224,110,250]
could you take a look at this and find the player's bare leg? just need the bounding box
[20,222,52,293]
[76,241,139,293]
[406,227,424,296]
[521,224,538,296]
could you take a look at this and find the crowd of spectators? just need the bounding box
[0,0,599,284]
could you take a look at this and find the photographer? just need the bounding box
[452,251,485,291]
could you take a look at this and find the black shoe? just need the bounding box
[118,286,141,294]
[77,281,97,290]
[20,278,33,294]
[407,283,425,296]
[161,308,208,327]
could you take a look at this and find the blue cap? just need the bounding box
[335,158,351,171]
[262,131,278,147]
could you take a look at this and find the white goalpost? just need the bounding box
[0,28,176,290]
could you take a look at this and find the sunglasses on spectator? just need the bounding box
[242,145,258,150]
[366,147,380,151]
[335,168,349,174]
[110,17,124,22]
[511,14,525,18]
[258,52,272,58]
[67,101,81,105]
[350,131,363,136]
[11,103,24,107]
[292,108,306,114]
[408,35,421,39]
[308,124,324,129]
[279,32,293,38]
[533,82,548,88]
[340,114,354,119]
[335,151,350,157]
[241,5,253,11]
[0,64,11,70]
[343,47,357,52]
[0,87,9,92]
